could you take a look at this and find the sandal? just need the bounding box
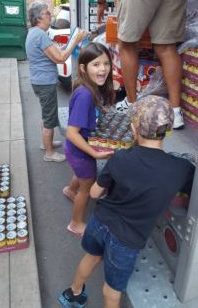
[67,223,85,238]
[62,186,76,202]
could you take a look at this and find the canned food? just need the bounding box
[1,172,9,177]
[17,229,28,244]
[0,204,6,211]
[7,197,16,203]
[6,223,16,232]
[7,209,17,217]
[17,215,27,222]
[1,163,9,169]
[0,233,6,248]
[7,203,16,210]
[1,176,10,182]
[17,221,27,230]
[0,224,5,232]
[7,216,16,224]
[0,186,9,197]
[0,217,5,225]
[0,181,9,187]
[0,211,5,218]
[16,202,26,209]
[0,198,6,204]
[6,231,17,245]
[17,208,26,216]
[1,168,9,173]
[16,195,25,203]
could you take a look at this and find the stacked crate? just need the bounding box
[181,48,198,127]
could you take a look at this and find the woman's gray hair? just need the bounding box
[28,2,48,27]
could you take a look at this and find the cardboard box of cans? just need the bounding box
[181,48,198,127]
[88,109,134,151]
[0,163,10,198]
[0,195,29,253]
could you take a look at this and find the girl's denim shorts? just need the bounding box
[82,215,139,292]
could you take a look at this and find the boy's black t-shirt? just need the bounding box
[95,146,195,249]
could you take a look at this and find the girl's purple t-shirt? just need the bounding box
[65,86,96,159]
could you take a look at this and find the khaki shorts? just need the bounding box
[117,0,187,44]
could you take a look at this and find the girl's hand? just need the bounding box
[93,150,114,160]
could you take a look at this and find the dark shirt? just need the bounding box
[95,146,195,249]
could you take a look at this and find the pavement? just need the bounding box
[0,59,41,308]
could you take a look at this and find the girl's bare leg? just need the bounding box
[68,178,95,234]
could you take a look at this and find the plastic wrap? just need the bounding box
[178,0,198,54]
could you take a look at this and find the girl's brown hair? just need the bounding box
[73,42,115,107]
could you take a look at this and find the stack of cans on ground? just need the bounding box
[88,108,134,151]
[0,164,10,198]
[181,48,198,127]
[0,162,29,253]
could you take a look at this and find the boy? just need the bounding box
[58,95,195,308]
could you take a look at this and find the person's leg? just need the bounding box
[71,253,102,294]
[42,126,54,155]
[63,175,79,201]
[68,177,95,234]
[118,40,139,104]
[154,44,182,108]
[103,282,122,308]
[154,44,184,129]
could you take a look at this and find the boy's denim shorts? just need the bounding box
[82,215,139,292]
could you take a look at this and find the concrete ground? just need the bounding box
[18,61,132,308]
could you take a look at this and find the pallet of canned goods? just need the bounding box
[0,195,29,253]
[0,163,11,198]
[88,109,134,151]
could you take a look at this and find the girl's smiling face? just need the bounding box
[82,52,111,86]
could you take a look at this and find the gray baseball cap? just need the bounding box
[130,95,174,139]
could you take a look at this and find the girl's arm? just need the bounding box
[67,126,114,159]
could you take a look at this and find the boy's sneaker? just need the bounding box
[173,108,184,130]
[58,285,87,308]
[116,97,130,113]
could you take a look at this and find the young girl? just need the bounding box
[64,42,115,236]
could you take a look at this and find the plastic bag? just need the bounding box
[178,0,198,54]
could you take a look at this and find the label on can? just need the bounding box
[6,231,17,245]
